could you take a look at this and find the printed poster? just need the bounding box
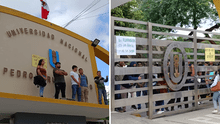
[116,36,136,55]
[32,54,47,69]
[205,48,215,61]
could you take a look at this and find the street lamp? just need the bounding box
[91,38,100,47]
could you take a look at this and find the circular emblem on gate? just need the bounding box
[163,42,188,91]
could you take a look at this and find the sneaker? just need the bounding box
[119,109,124,113]
[212,110,218,114]
[131,105,137,110]
[146,111,149,116]
[61,97,67,100]
[165,108,169,111]
[178,105,182,109]
[157,110,164,114]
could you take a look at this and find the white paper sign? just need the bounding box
[116,36,136,55]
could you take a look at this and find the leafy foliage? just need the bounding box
[140,0,218,29]
[111,0,144,36]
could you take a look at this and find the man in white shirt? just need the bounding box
[70,65,81,101]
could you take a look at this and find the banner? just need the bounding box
[116,36,136,55]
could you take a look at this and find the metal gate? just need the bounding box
[111,16,220,119]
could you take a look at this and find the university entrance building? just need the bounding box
[0,5,109,124]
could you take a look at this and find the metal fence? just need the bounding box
[111,16,220,119]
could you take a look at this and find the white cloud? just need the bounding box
[47,0,109,49]
[0,0,109,49]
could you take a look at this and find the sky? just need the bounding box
[0,0,110,89]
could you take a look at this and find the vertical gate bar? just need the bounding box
[111,17,115,111]
[193,31,198,109]
[147,22,153,119]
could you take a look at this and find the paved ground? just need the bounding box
[111,111,158,124]
[152,105,219,124]
[112,101,220,124]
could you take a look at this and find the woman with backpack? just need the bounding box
[36,59,47,97]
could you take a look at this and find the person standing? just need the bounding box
[94,71,108,105]
[197,71,207,104]
[210,69,220,114]
[136,62,147,110]
[79,68,89,102]
[53,62,68,99]
[155,73,167,114]
[122,61,141,110]
[36,59,47,97]
[115,61,124,112]
[70,65,81,101]
[182,62,195,108]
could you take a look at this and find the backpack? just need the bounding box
[33,75,46,87]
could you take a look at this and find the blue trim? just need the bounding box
[56,51,59,63]
[49,49,55,68]
[49,49,60,68]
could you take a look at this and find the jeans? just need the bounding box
[115,85,122,111]
[136,84,148,109]
[136,91,142,109]
[40,86,44,97]
[39,75,46,97]
[154,88,164,111]
[72,85,81,101]
[55,83,66,99]
[115,85,121,100]
[98,89,108,105]
[213,92,220,109]
[156,100,164,111]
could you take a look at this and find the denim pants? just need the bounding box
[115,85,121,100]
[136,84,148,109]
[98,89,108,105]
[156,100,164,111]
[213,91,220,109]
[72,85,81,101]
[154,89,164,111]
[39,75,46,97]
[40,86,44,97]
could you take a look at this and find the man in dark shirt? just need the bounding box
[53,62,68,99]
[94,71,108,105]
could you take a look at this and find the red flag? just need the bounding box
[41,0,49,19]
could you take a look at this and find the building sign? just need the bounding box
[5,28,88,62]
[32,54,47,69]
[49,49,59,68]
[163,42,188,91]
[6,28,55,40]
[116,36,136,55]
[205,48,215,61]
